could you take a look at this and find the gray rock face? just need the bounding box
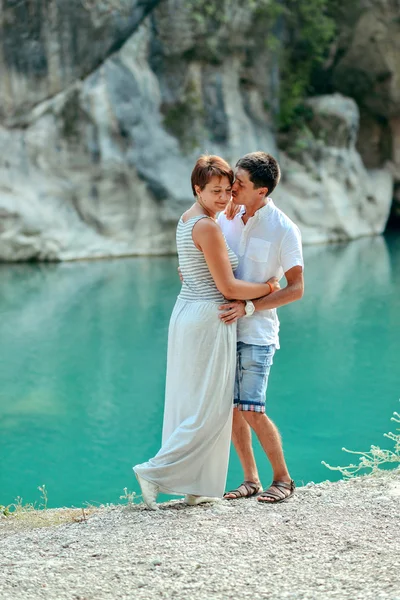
[276,94,393,243]
[331,0,400,225]
[0,1,395,261]
[333,0,400,131]
[306,95,359,148]
[0,0,162,122]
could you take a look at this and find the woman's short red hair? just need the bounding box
[191,155,234,197]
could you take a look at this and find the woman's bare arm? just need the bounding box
[192,219,271,300]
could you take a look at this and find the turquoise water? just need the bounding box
[0,234,399,508]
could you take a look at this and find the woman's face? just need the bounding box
[195,175,232,215]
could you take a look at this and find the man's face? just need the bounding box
[231,168,258,206]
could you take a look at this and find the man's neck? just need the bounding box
[242,197,268,224]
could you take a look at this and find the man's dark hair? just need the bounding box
[236,151,281,195]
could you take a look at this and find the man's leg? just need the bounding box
[224,343,262,499]
[243,411,290,482]
[224,409,261,498]
[234,343,294,503]
[244,411,294,503]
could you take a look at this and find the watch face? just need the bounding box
[245,302,254,316]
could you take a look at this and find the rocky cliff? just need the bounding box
[324,0,400,225]
[0,0,397,260]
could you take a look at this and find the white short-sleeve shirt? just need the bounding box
[218,199,303,348]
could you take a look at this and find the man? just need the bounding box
[218,151,304,503]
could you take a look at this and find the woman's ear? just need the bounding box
[194,185,201,196]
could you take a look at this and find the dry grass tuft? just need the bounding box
[0,506,100,533]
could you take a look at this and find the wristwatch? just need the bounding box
[244,300,255,317]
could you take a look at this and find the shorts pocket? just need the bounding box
[241,344,275,373]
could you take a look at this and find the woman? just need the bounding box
[133,155,277,509]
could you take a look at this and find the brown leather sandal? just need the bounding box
[257,479,295,504]
[224,480,262,499]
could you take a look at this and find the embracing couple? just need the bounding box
[133,151,304,509]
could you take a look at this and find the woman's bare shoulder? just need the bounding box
[192,218,224,253]
[192,217,221,235]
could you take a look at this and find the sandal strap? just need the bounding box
[259,489,282,500]
[259,480,295,501]
[243,480,261,493]
[225,480,261,498]
[272,480,295,491]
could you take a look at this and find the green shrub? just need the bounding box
[261,0,337,129]
[185,0,354,130]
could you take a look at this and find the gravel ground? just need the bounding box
[1,470,399,600]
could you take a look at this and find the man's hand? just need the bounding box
[178,266,183,283]
[218,300,245,324]
[218,276,281,324]
[224,201,242,221]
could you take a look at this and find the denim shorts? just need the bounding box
[234,342,276,413]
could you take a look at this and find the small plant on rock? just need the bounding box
[119,487,137,505]
[38,484,48,510]
[322,404,400,478]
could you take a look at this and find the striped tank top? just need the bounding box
[177,215,238,303]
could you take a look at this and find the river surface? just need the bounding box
[0,234,399,508]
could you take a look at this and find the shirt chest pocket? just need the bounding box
[246,238,271,263]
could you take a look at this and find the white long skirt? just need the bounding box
[133,298,236,497]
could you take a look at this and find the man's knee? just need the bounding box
[241,410,268,428]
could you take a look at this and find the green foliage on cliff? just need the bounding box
[252,0,345,129]
[185,0,347,129]
[269,0,336,129]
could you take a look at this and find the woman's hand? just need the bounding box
[268,276,280,293]
[224,200,242,221]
